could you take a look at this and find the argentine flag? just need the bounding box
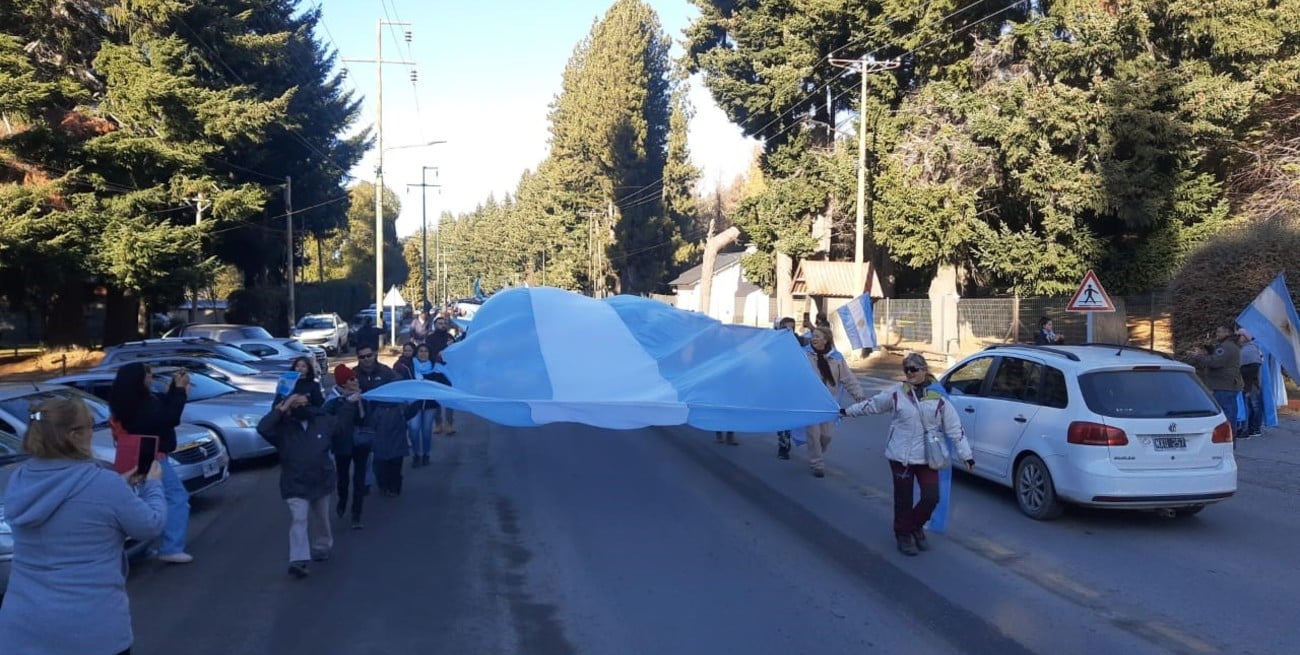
[1236,273,1300,383]
[364,287,841,431]
[835,293,877,349]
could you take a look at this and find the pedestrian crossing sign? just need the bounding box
[1065,270,1115,312]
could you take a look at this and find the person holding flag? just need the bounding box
[842,353,974,557]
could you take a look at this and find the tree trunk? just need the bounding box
[698,226,740,319]
[103,287,142,347]
[41,279,88,347]
[776,251,794,320]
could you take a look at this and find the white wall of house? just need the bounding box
[743,289,769,326]
[674,288,699,312]
[709,265,741,322]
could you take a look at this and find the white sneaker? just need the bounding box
[157,552,194,564]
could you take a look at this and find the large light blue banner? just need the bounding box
[364,287,841,431]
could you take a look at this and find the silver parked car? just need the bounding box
[99,338,284,373]
[50,370,280,462]
[292,313,350,354]
[164,323,274,343]
[228,338,327,375]
[101,355,285,394]
[0,429,25,598]
[0,384,229,497]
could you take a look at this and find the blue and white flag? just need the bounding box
[836,293,877,349]
[363,287,840,431]
[1236,273,1300,382]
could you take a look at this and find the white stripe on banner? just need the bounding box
[1239,278,1300,382]
[529,291,688,427]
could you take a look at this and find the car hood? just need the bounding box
[294,328,335,336]
[175,423,215,445]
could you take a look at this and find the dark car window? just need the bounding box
[1039,366,1069,408]
[0,418,17,435]
[0,428,22,456]
[944,357,993,396]
[1078,369,1219,418]
[240,344,276,357]
[284,340,310,353]
[239,326,273,339]
[0,389,112,429]
[989,357,1043,403]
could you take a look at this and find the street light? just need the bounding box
[373,138,444,347]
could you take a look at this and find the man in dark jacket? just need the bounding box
[257,390,360,578]
[353,343,413,496]
[1188,325,1245,438]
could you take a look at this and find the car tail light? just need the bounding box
[1067,421,1129,446]
[1212,421,1233,443]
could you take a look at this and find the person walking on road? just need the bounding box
[275,356,324,408]
[1187,325,1245,439]
[843,353,975,556]
[775,316,803,459]
[257,389,360,578]
[0,397,166,655]
[410,309,432,345]
[326,365,369,529]
[1238,329,1264,439]
[408,343,442,465]
[108,362,194,564]
[353,344,414,496]
[427,315,457,434]
[803,327,868,478]
[393,341,417,380]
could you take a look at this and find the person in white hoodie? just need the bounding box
[804,327,867,477]
[0,397,166,655]
[842,353,975,556]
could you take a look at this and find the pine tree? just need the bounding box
[662,83,701,272]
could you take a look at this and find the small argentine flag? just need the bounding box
[836,292,878,349]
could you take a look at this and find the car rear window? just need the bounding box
[1078,369,1220,419]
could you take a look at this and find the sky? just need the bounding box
[316,0,759,239]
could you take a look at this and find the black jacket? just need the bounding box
[116,387,187,454]
[353,362,416,459]
[257,403,359,500]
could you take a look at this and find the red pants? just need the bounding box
[890,460,940,535]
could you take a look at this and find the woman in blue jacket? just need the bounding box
[0,397,166,655]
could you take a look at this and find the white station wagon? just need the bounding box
[939,344,1237,519]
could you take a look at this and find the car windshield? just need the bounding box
[210,344,262,363]
[200,359,260,375]
[240,326,273,339]
[1078,369,1220,419]
[0,428,24,457]
[151,372,238,401]
[284,340,311,353]
[0,388,113,430]
[297,317,334,330]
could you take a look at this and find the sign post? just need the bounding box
[1065,270,1116,342]
[383,285,406,348]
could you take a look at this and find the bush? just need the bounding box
[1169,218,1300,350]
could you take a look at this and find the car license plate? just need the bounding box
[1154,437,1187,450]
[203,460,221,477]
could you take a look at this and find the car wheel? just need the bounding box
[1173,505,1206,518]
[1014,454,1064,520]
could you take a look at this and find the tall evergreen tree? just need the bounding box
[663,83,701,271]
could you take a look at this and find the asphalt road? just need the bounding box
[125,384,1298,655]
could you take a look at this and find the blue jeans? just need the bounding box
[408,407,436,456]
[1245,387,1264,435]
[1213,391,1241,437]
[159,458,190,555]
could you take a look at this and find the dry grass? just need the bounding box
[0,349,104,377]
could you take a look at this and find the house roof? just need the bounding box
[792,260,883,298]
[668,251,746,288]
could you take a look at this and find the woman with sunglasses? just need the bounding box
[803,327,867,478]
[842,353,975,556]
[0,397,165,655]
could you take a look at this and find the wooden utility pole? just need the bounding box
[829,56,899,281]
[698,218,740,319]
[285,176,295,333]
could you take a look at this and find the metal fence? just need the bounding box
[873,291,1174,358]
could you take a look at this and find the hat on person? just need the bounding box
[334,364,355,386]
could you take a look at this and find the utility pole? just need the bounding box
[407,167,440,310]
[284,176,296,334]
[186,192,211,225]
[829,56,899,278]
[343,19,414,348]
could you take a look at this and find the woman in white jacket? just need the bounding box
[804,327,867,477]
[843,353,975,556]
